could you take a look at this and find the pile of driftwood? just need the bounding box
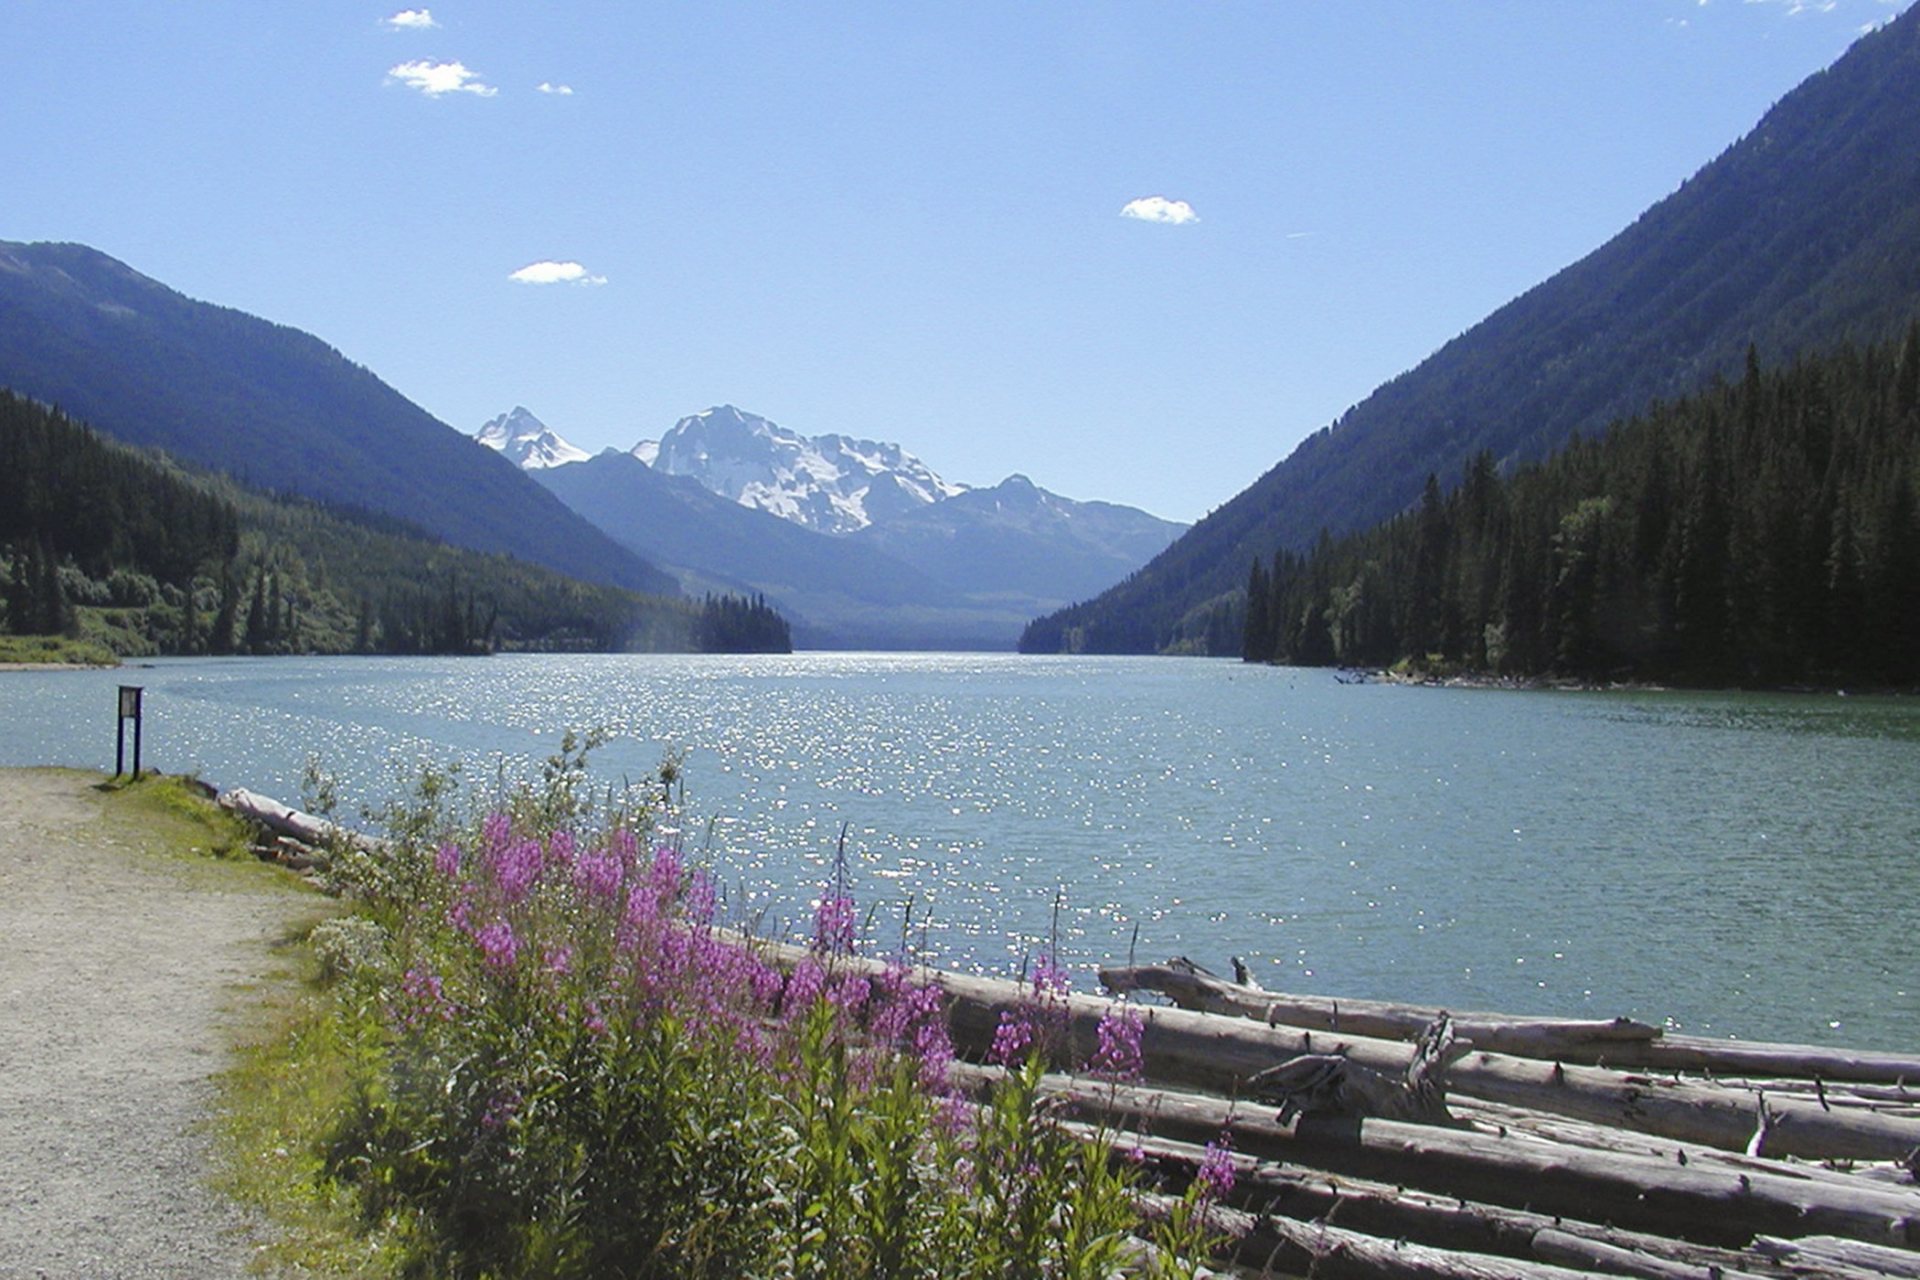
[748,938,1920,1279]
[220,790,1917,1277]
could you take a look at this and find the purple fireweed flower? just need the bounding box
[476,919,519,970]
[573,844,624,903]
[1090,1002,1145,1083]
[684,867,717,926]
[481,812,511,859]
[749,957,785,1006]
[543,945,573,975]
[827,974,871,1018]
[650,845,683,901]
[546,828,576,869]
[988,1010,1034,1067]
[494,836,543,904]
[784,959,826,1016]
[912,1008,956,1094]
[583,998,607,1037]
[1197,1134,1236,1203]
[609,827,640,874]
[1031,951,1070,1001]
[433,841,462,879]
[812,893,856,956]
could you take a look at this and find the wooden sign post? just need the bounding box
[116,685,144,780]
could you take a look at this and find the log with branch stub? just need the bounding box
[1100,961,1662,1057]
[1101,960,1920,1086]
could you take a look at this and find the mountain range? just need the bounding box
[1023,6,1920,654]
[478,408,1185,649]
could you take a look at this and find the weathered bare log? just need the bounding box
[1752,1234,1920,1277]
[1257,1215,1654,1280]
[216,788,375,851]
[947,1064,1920,1250]
[1601,1036,1920,1089]
[1077,1125,1802,1278]
[1102,965,1920,1086]
[1445,1052,1920,1163]
[1451,1098,1909,1197]
[1100,963,1661,1056]
[1528,1230,1784,1280]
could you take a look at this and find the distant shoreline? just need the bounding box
[0,660,119,672]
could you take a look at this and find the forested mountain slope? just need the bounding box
[0,392,708,655]
[0,241,675,597]
[1243,333,1920,687]
[1024,7,1920,654]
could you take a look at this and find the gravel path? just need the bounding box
[0,769,305,1279]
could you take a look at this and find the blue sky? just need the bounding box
[2,1,1907,523]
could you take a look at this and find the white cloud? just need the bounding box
[537,82,575,96]
[387,59,496,97]
[1120,196,1200,226]
[383,8,438,30]
[508,260,607,286]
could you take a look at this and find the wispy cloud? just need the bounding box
[509,260,607,286]
[537,82,576,96]
[383,8,438,30]
[1120,196,1200,226]
[388,59,497,97]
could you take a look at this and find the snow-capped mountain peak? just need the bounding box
[633,405,967,535]
[474,406,590,469]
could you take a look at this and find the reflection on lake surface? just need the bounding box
[3,653,1914,1050]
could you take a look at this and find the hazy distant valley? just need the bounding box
[479,404,1186,649]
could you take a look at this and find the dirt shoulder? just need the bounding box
[0,769,312,1279]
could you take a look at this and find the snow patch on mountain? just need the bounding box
[631,405,967,535]
[475,406,590,469]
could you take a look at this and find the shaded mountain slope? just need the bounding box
[0,241,675,597]
[1025,9,1920,654]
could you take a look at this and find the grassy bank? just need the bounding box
[0,633,119,666]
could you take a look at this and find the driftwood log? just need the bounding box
[216,788,378,851]
[1102,962,1920,1085]
[1101,961,1662,1058]
[1073,1126,1807,1279]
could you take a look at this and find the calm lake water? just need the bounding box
[3,653,1915,1051]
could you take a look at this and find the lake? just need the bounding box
[3,653,1914,1052]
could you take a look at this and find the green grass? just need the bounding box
[216,941,403,1278]
[0,633,119,665]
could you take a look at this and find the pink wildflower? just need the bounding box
[1197,1134,1236,1202]
[1090,1002,1145,1083]
[433,841,462,879]
[988,1010,1035,1066]
[476,919,519,970]
[812,893,856,956]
